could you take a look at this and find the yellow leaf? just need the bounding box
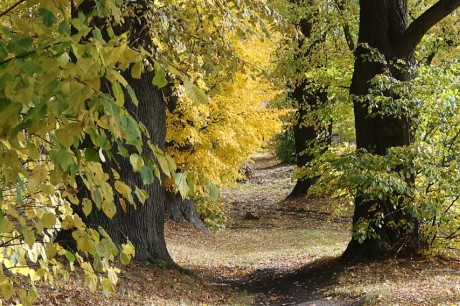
[41,212,56,228]
[114,180,132,198]
[119,198,127,212]
[102,200,116,219]
[131,60,143,79]
[72,230,94,253]
[82,198,92,217]
[107,268,118,284]
[0,215,13,233]
[134,187,149,205]
[1,281,14,300]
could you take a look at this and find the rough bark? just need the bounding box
[165,191,211,233]
[74,1,175,266]
[288,83,330,198]
[97,72,173,265]
[343,0,460,261]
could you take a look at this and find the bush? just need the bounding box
[195,199,228,232]
[273,127,297,164]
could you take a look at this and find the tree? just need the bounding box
[161,7,284,230]
[271,0,357,198]
[0,0,147,301]
[0,0,284,301]
[288,1,330,198]
[71,0,175,266]
[343,0,460,260]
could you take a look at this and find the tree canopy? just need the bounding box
[0,0,459,303]
[0,0,284,302]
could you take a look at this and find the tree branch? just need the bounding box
[0,0,25,18]
[334,0,355,51]
[402,0,460,50]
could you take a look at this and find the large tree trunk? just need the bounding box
[97,72,174,265]
[343,0,460,260]
[74,1,175,266]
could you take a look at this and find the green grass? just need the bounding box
[167,224,350,280]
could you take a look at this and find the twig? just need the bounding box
[0,0,25,19]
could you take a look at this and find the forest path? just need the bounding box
[167,153,358,305]
[220,154,357,305]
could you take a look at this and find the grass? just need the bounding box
[330,257,460,305]
[167,223,349,281]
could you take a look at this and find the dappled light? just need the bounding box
[0,0,459,305]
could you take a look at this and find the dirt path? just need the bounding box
[217,154,359,305]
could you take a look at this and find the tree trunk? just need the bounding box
[165,191,211,233]
[73,1,175,266]
[97,72,174,265]
[343,0,460,260]
[288,83,330,198]
[287,4,332,198]
[163,85,211,233]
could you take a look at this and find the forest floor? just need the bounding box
[32,154,460,305]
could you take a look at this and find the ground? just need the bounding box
[28,154,460,305]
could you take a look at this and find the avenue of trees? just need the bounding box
[0,0,459,303]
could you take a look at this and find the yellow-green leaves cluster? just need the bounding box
[0,0,152,302]
[166,33,284,195]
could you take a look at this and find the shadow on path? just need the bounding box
[223,257,362,305]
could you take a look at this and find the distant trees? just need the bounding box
[272,0,356,198]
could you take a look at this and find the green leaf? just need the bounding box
[38,8,58,27]
[117,141,129,157]
[10,37,33,54]
[183,80,208,105]
[152,62,168,89]
[140,165,154,185]
[112,82,124,107]
[208,182,220,200]
[84,148,100,162]
[175,173,190,198]
[53,149,74,172]
[58,21,70,34]
[129,154,144,172]
[126,85,139,106]
[65,251,76,262]
[0,41,8,61]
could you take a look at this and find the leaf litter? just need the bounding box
[26,153,460,305]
